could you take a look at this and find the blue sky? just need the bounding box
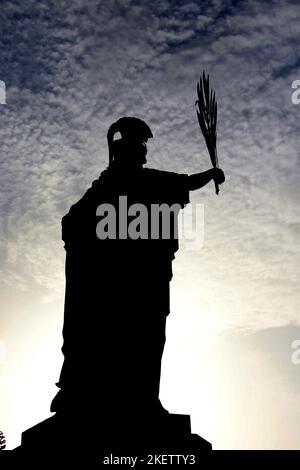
[1,0,300,449]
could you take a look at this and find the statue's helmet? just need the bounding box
[107,117,153,165]
[112,117,153,141]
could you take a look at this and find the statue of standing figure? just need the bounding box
[51,117,224,420]
[17,117,225,462]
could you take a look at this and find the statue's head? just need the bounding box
[107,117,153,168]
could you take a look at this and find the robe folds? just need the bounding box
[51,166,190,417]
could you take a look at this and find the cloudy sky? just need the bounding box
[1,0,300,450]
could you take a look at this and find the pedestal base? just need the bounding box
[15,411,212,465]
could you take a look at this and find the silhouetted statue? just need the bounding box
[16,117,224,463]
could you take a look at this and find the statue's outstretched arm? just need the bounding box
[188,168,225,191]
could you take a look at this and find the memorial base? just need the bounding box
[14,411,212,465]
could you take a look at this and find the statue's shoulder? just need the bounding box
[61,175,105,244]
[142,167,189,207]
[142,167,189,186]
[142,167,183,179]
[62,173,104,224]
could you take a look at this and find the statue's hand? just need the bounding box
[211,168,225,185]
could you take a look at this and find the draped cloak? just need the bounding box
[52,166,190,416]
